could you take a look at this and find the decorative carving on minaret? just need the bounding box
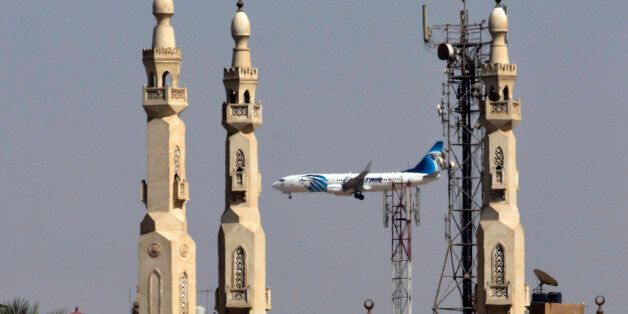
[138,1,196,313]
[216,1,271,313]
[476,1,528,313]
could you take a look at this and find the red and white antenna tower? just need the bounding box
[384,182,421,314]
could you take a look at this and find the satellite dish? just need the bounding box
[534,269,558,287]
[437,43,457,60]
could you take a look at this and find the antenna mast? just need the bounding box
[422,3,490,313]
[383,183,421,314]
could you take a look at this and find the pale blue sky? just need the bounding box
[1,0,626,313]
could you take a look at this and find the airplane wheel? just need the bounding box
[359,194,365,200]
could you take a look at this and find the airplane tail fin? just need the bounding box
[402,141,444,174]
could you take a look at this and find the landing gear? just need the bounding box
[288,193,293,200]
[353,192,365,200]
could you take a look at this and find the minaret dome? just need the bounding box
[488,6,508,33]
[231,12,251,38]
[153,0,174,14]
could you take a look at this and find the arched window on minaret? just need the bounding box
[244,90,251,103]
[235,149,245,186]
[236,149,245,172]
[148,269,162,314]
[233,247,246,289]
[179,272,189,314]
[149,72,156,87]
[493,244,505,285]
[174,146,184,197]
[174,146,181,180]
[503,86,510,101]
[489,86,500,101]
[228,89,237,103]
[495,147,504,184]
[162,71,172,87]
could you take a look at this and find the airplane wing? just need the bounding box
[342,161,372,193]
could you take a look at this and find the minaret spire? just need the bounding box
[216,2,271,313]
[231,0,252,67]
[152,0,176,48]
[476,2,528,313]
[488,2,509,64]
[138,0,196,313]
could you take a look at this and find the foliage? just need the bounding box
[0,298,68,314]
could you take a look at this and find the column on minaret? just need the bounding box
[476,2,528,314]
[216,1,271,313]
[138,0,196,313]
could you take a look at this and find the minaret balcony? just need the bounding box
[143,86,188,116]
[175,178,189,201]
[225,286,251,308]
[483,99,521,128]
[486,282,512,305]
[224,101,262,130]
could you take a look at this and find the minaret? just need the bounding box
[216,1,271,313]
[138,0,196,313]
[476,2,528,313]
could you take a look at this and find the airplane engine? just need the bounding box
[327,184,343,193]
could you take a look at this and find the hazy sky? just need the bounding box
[1,0,626,313]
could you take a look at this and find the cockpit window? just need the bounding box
[278,179,285,182]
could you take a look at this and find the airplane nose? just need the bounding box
[272,181,281,190]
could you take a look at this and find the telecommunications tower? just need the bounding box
[422,2,490,313]
[383,183,421,314]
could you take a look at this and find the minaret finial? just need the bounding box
[152,0,176,48]
[488,3,509,64]
[230,1,252,67]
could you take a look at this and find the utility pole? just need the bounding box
[198,289,213,312]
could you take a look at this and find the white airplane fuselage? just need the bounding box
[272,141,445,200]
[272,172,439,196]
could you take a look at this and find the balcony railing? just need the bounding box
[143,86,187,103]
[484,99,521,128]
[225,101,263,129]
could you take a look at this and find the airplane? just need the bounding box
[271,141,445,200]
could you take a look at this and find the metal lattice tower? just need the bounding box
[423,3,490,313]
[384,182,420,314]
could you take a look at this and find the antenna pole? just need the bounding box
[384,182,420,314]
[425,2,489,313]
[422,5,432,43]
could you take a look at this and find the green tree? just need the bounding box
[0,298,68,314]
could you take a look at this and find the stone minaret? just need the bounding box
[138,0,196,313]
[476,2,528,314]
[215,1,271,313]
